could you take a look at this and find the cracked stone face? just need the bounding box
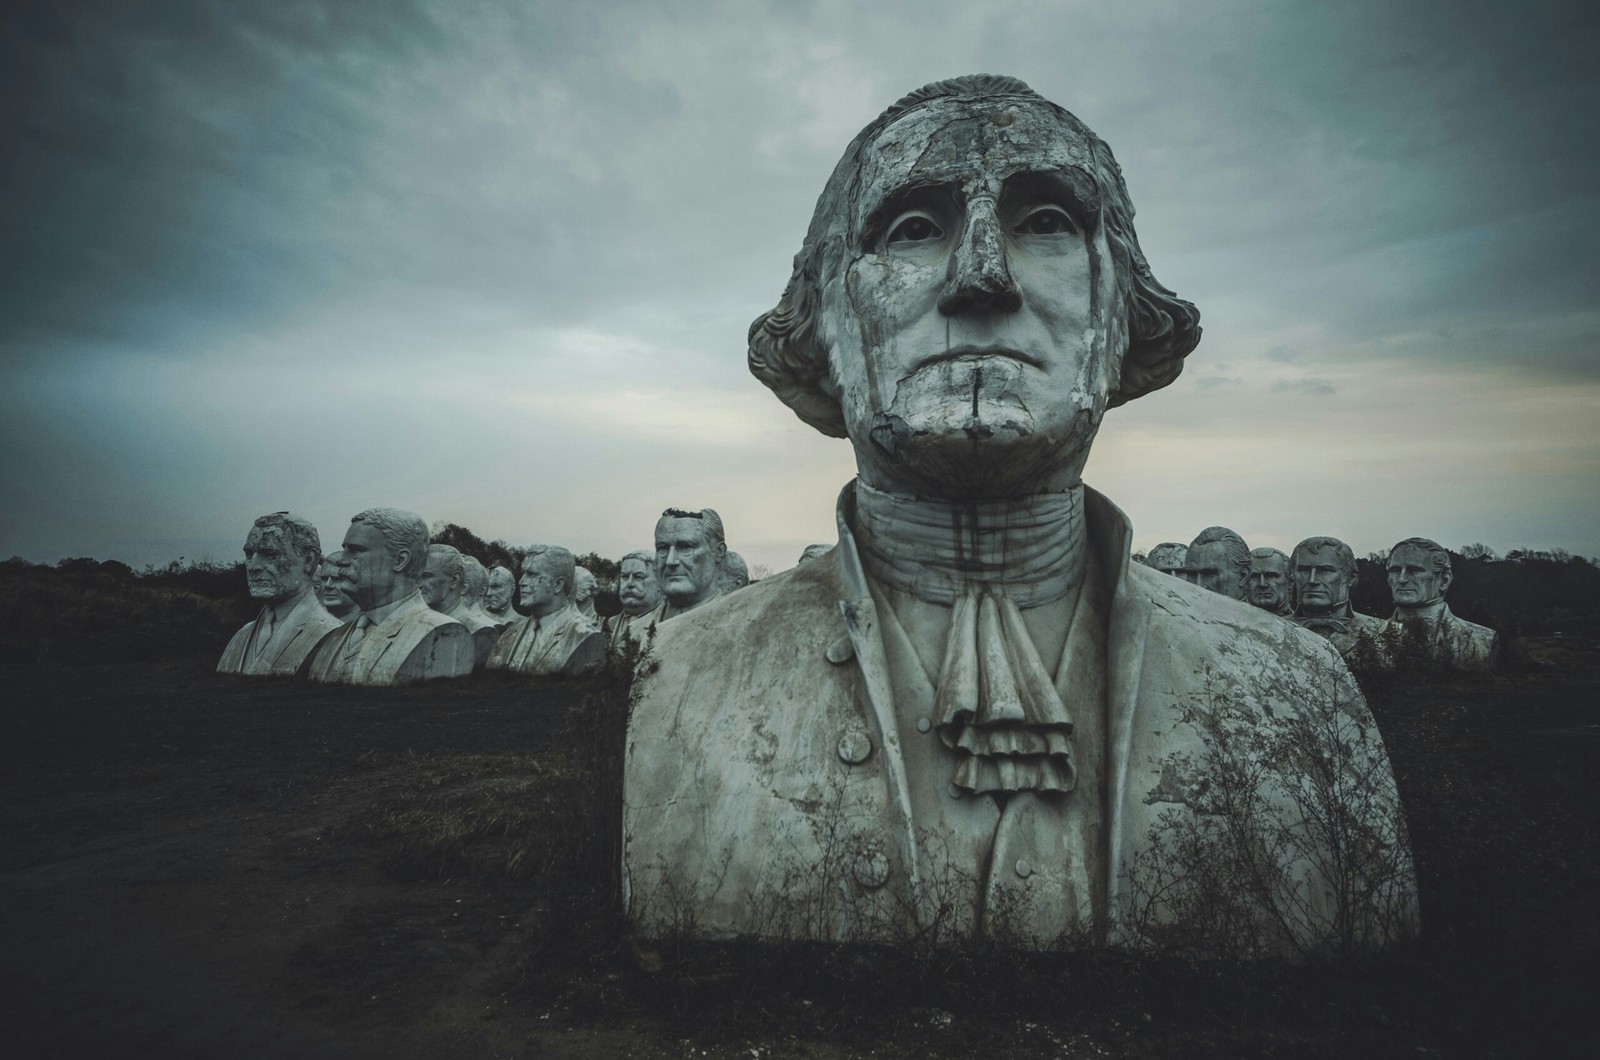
[1145,542,1188,578]
[243,525,311,602]
[822,97,1118,499]
[1387,543,1449,609]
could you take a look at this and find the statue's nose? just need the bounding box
[938,199,1021,316]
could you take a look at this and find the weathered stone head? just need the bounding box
[573,565,598,617]
[1247,546,1294,615]
[339,508,429,612]
[748,74,1200,500]
[316,552,358,620]
[519,544,575,620]
[718,551,750,594]
[461,555,489,609]
[1186,527,1250,601]
[1292,536,1358,617]
[419,544,467,613]
[242,512,322,602]
[1386,537,1452,613]
[617,549,663,617]
[1143,542,1188,578]
[484,565,516,618]
[655,507,727,613]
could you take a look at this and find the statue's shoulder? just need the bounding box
[1126,562,1350,682]
[650,560,841,656]
[636,560,845,712]
[216,619,257,673]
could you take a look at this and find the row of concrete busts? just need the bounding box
[1143,528,1499,671]
[216,506,774,686]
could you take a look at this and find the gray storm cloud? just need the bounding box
[2,0,1597,570]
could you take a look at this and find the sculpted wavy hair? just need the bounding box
[748,74,1202,438]
[1390,537,1452,579]
[350,508,429,577]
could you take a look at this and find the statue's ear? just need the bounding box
[393,548,411,574]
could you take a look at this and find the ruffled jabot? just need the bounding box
[852,481,1087,796]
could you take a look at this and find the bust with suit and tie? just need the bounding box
[623,74,1416,957]
[217,511,342,677]
[305,508,474,686]
[486,545,605,677]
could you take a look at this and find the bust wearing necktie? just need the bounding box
[305,508,474,685]
[485,545,605,677]
[623,75,1417,956]
[217,512,341,677]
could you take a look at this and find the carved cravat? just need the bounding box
[854,481,1084,795]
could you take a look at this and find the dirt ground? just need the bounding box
[2,644,1598,1059]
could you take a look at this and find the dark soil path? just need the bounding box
[2,649,1598,1058]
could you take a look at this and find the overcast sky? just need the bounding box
[3,0,1596,575]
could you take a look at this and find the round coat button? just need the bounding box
[853,848,890,889]
[1014,859,1033,879]
[915,717,932,734]
[825,637,854,665]
[836,729,872,765]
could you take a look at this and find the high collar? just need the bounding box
[850,479,1086,609]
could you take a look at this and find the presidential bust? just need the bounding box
[628,507,728,638]
[316,554,359,623]
[486,545,605,676]
[605,549,662,644]
[1186,527,1250,601]
[718,551,750,594]
[572,565,600,622]
[624,76,1415,955]
[483,564,517,627]
[1386,537,1498,671]
[1247,546,1295,617]
[1141,542,1187,578]
[419,544,501,668]
[217,512,341,676]
[305,508,474,685]
[1292,536,1389,660]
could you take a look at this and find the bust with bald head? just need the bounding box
[218,512,341,676]
[305,508,474,685]
[624,76,1414,956]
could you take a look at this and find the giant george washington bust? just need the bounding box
[623,76,1416,956]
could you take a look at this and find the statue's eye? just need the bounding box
[885,211,944,246]
[1014,206,1077,236]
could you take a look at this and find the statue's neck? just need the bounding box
[851,479,1086,608]
[1395,598,1447,625]
[265,586,307,620]
[1298,597,1351,620]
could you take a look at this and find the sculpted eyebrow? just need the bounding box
[1004,168,1101,226]
[858,182,957,247]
